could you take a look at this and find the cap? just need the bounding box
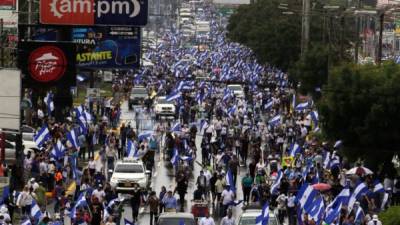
[373,215,378,220]
[30,178,35,182]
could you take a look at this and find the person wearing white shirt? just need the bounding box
[221,186,235,217]
[199,213,215,225]
[367,215,382,225]
[92,186,106,203]
[220,209,235,225]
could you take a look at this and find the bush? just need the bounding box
[379,206,400,225]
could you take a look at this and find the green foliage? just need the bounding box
[379,206,400,225]
[318,63,400,165]
[227,0,302,70]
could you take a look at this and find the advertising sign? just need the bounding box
[40,0,148,26]
[0,69,20,131]
[0,0,16,9]
[19,42,76,88]
[0,10,17,28]
[73,26,141,68]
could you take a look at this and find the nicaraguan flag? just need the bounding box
[323,151,331,170]
[334,140,342,149]
[67,129,79,148]
[171,122,181,132]
[296,183,318,209]
[227,105,237,118]
[126,140,138,158]
[295,102,309,111]
[310,111,319,126]
[226,169,236,192]
[51,140,66,160]
[21,219,32,225]
[44,91,54,114]
[138,131,153,142]
[264,100,273,110]
[124,218,134,225]
[0,185,9,205]
[70,192,88,218]
[255,202,269,225]
[270,170,283,194]
[305,196,324,224]
[373,180,385,193]
[200,119,208,131]
[34,125,51,147]
[324,202,342,225]
[289,143,302,157]
[348,181,369,211]
[30,199,42,220]
[171,148,179,166]
[268,115,281,126]
[330,155,340,169]
[355,206,364,223]
[327,186,350,210]
[166,90,181,102]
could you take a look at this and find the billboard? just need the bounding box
[0,10,17,28]
[19,42,76,88]
[40,0,148,26]
[73,26,141,68]
[0,69,20,131]
[0,0,16,9]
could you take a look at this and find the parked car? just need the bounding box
[237,207,280,225]
[154,96,176,120]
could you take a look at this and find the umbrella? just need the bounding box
[312,183,331,191]
[346,166,373,176]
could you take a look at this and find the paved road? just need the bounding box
[116,101,246,225]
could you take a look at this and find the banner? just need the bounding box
[19,42,76,88]
[0,0,16,9]
[40,0,148,26]
[73,26,141,68]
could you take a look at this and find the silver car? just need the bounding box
[157,212,196,225]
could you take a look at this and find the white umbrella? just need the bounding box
[346,166,373,175]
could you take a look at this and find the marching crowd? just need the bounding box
[0,3,396,225]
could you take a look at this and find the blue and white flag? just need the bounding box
[255,202,269,225]
[67,129,79,148]
[51,140,66,160]
[70,192,88,218]
[355,206,364,223]
[226,169,236,193]
[324,202,342,225]
[264,100,273,110]
[34,126,51,147]
[305,196,324,224]
[296,183,318,209]
[44,91,54,114]
[0,185,9,205]
[295,102,309,111]
[171,122,181,132]
[227,105,237,118]
[171,148,179,166]
[200,119,208,131]
[126,140,138,158]
[310,111,319,127]
[21,219,32,225]
[268,115,281,126]
[270,170,283,194]
[327,186,350,210]
[138,131,153,142]
[124,218,134,225]
[166,90,181,102]
[323,151,331,170]
[373,180,385,193]
[289,143,302,157]
[30,199,42,220]
[330,154,340,169]
[334,140,342,149]
[348,181,369,211]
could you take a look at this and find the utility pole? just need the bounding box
[0,19,4,68]
[378,12,384,66]
[355,0,362,64]
[301,0,310,56]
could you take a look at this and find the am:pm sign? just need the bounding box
[40,0,148,26]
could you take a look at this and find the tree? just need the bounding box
[318,63,400,168]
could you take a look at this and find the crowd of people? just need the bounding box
[0,2,397,225]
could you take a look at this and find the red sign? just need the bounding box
[28,46,67,83]
[40,0,94,25]
[0,0,15,8]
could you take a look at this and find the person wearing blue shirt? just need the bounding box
[162,191,177,212]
